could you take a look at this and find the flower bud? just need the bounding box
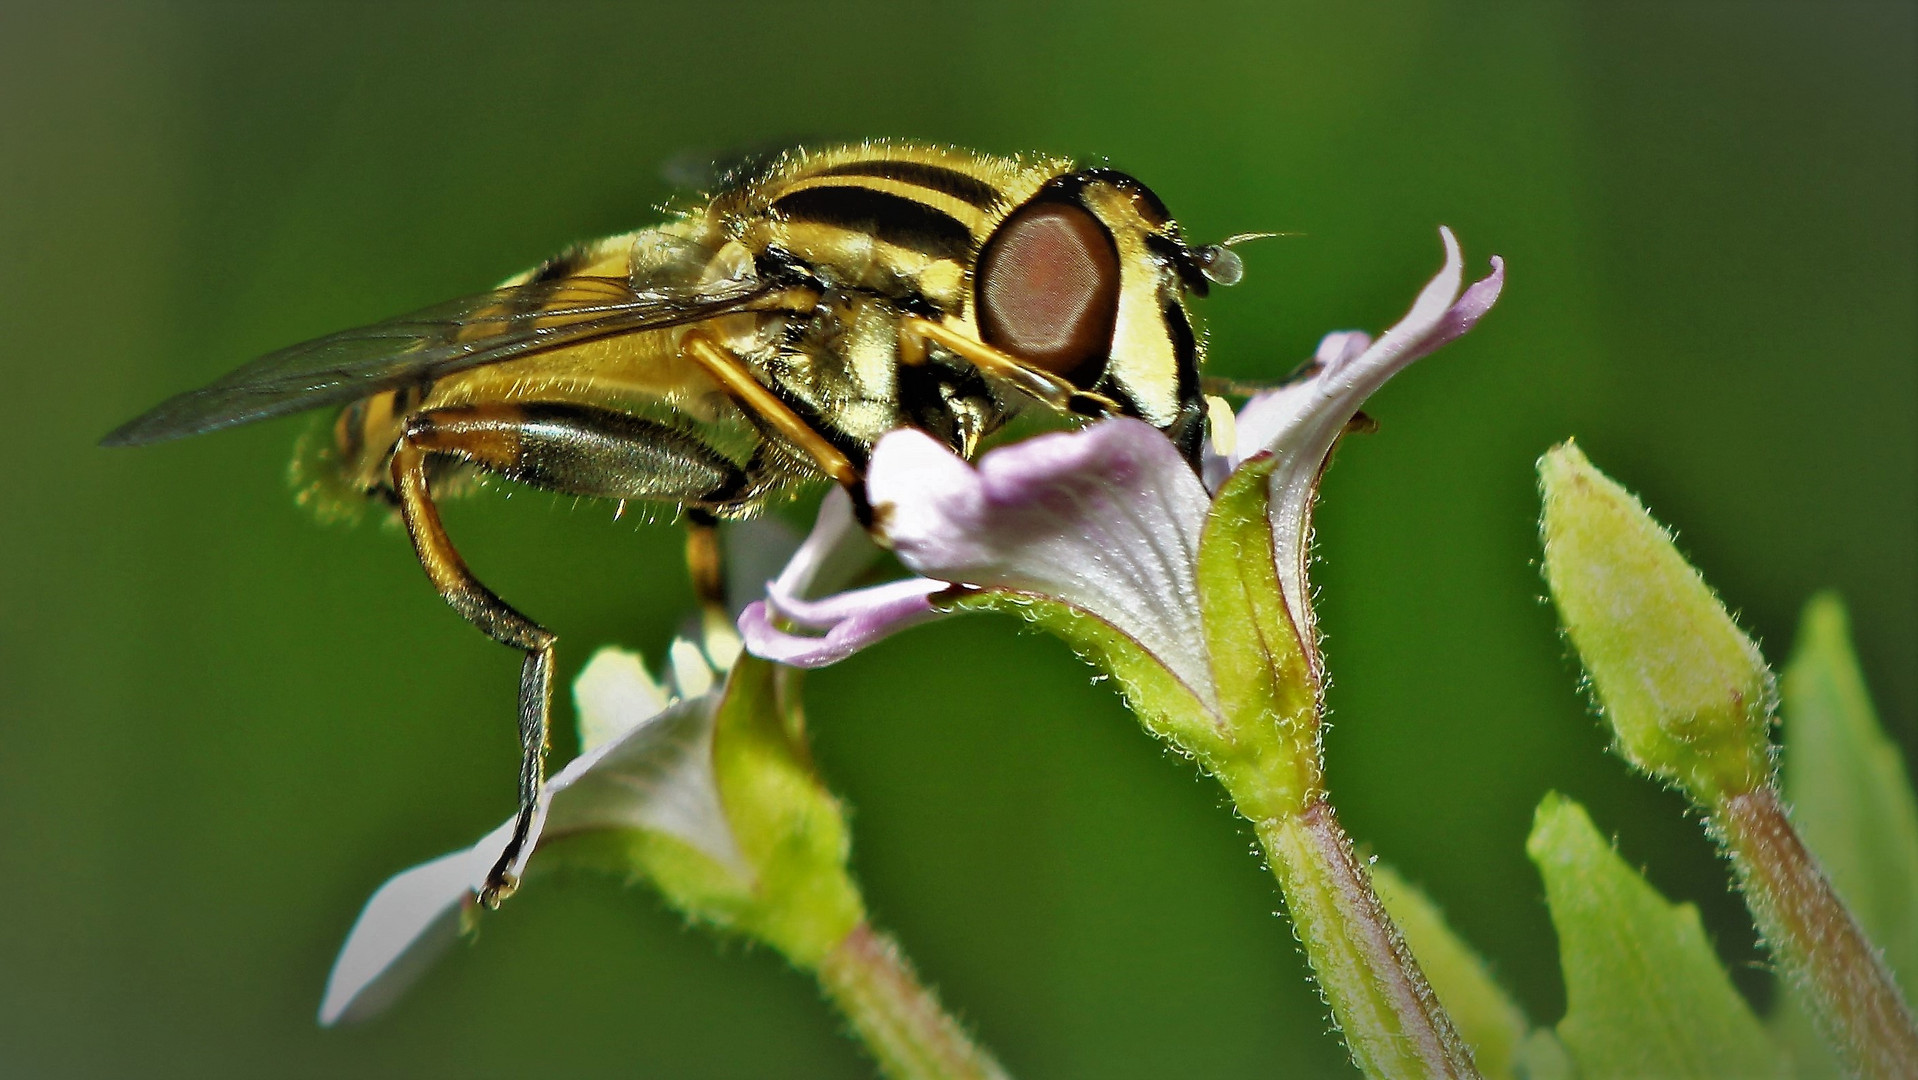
[1538,442,1773,804]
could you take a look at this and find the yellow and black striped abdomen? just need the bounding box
[291,381,430,518]
[290,223,756,518]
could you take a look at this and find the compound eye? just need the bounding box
[975,200,1121,381]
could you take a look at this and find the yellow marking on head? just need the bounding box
[1081,184,1185,426]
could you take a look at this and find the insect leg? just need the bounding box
[390,427,554,909]
[896,315,1122,419]
[390,402,768,906]
[406,402,755,504]
[685,509,725,610]
[683,508,735,649]
[678,331,861,487]
[1201,373,1290,398]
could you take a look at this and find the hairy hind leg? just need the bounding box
[391,436,553,909]
[390,402,759,907]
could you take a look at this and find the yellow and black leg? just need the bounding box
[681,324,1123,528]
[390,402,760,906]
[684,508,726,613]
[676,329,883,526]
[896,315,1121,419]
[679,330,860,487]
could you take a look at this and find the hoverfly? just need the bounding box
[103,142,1255,906]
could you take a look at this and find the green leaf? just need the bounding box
[1527,793,1788,1080]
[1537,443,1774,804]
[1772,994,1842,1080]
[1779,593,1918,993]
[1372,864,1530,1080]
[1773,593,1918,1075]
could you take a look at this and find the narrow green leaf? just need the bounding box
[1774,593,1918,1075]
[1372,864,1530,1080]
[1526,793,1788,1080]
[1779,593,1918,993]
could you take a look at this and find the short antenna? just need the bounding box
[1193,231,1294,286]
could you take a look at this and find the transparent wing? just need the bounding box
[101,274,776,447]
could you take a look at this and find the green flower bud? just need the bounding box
[1538,442,1774,804]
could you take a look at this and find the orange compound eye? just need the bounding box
[974,200,1121,383]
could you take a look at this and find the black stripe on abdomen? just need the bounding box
[812,160,1006,209]
[771,185,975,261]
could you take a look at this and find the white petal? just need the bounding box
[668,638,715,699]
[700,612,745,673]
[545,689,744,876]
[868,421,1220,710]
[771,486,886,602]
[322,661,747,1023]
[1233,227,1505,656]
[318,821,512,1026]
[575,648,670,753]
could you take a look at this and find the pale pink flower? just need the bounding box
[743,227,1505,698]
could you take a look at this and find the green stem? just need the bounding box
[1715,786,1918,1080]
[1256,798,1482,1080]
[816,922,1012,1080]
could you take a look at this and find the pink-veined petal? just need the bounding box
[771,486,886,603]
[740,578,947,667]
[1219,330,1375,490]
[867,421,1221,710]
[1233,227,1505,654]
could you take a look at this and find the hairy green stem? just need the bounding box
[1194,455,1478,1078]
[816,923,1012,1080]
[1255,798,1482,1080]
[1716,787,1918,1080]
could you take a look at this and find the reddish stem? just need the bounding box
[1260,799,1482,1079]
[1718,787,1918,1080]
[817,923,1011,1080]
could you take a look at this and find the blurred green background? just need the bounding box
[2,3,1911,1077]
